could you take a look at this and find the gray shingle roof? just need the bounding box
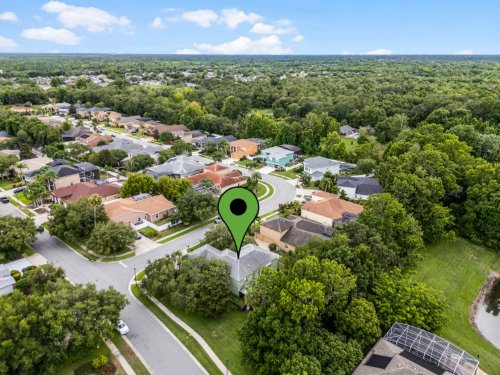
[74,162,99,173]
[280,144,301,153]
[188,244,278,282]
[304,156,340,169]
[261,146,293,159]
[51,165,80,177]
[337,176,384,195]
[340,125,356,133]
[143,155,204,178]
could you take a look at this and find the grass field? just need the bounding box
[0,179,16,190]
[131,284,222,375]
[15,192,32,205]
[340,137,360,152]
[160,299,252,375]
[413,238,500,374]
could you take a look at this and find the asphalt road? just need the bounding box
[5,173,295,375]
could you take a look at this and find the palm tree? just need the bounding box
[88,194,103,228]
[15,162,27,178]
[249,171,262,193]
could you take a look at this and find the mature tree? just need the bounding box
[156,176,191,201]
[170,140,192,156]
[281,353,322,375]
[175,188,217,223]
[88,149,127,167]
[158,148,176,164]
[0,153,17,179]
[318,171,337,193]
[358,193,424,266]
[120,173,156,197]
[128,154,155,172]
[371,270,448,332]
[247,171,262,193]
[0,264,127,374]
[337,298,381,349]
[87,194,103,228]
[222,95,248,120]
[0,216,37,260]
[142,252,232,318]
[203,223,256,251]
[322,131,347,160]
[87,221,136,256]
[158,131,174,143]
[47,198,108,239]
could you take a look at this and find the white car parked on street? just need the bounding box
[117,320,129,335]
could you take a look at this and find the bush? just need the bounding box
[10,270,21,281]
[22,265,37,273]
[14,277,32,292]
[269,243,277,252]
[139,227,159,238]
[92,354,108,369]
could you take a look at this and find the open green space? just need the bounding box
[110,332,150,375]
[7,196,19,207]
[15,192,32,205]
[159,298,252,375]
[257,181,274,201]
[131,284,222,375]
[236,159,264,169]
[413,238,500,374]
[270,167,301,180]
[157,217,215,244]
[340,137,360,152]
[0,179,17,190]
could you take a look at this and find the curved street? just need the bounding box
[30,173,295,374]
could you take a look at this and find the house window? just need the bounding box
[155,213,159,218]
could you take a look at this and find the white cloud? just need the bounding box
[219,8,261,28]
[42,1,131,33]
[292,34,304,42]
[176,48,201,55]
[194,35,291,55]
[0,12,17,22]
[152,17,164,29]
[250,22,294,35]
[454,49,473,55]
[0,36,18,50]
[181,9,218,28]
[22,27,81,45]
[365,48,393,55]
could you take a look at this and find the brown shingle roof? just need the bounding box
[51,182,120,202]
[187,169,246,189]
[105,194,175,220]
[302,191,363,220]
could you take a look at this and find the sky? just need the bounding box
[0,0,498,55]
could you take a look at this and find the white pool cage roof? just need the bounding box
[384,323,479,375]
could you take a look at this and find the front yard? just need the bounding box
[270,167,301,180]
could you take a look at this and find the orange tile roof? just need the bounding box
[204,164,229,173]
[51,182,120,202]
[78,133,112,148]
[302,191,363,220]
[187,169,246,189]
[105,195,176,220]
[229,139,259,148]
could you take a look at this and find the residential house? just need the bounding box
[0,131,10,144]
[353,323,478,375]
[94,138,163,161]
[92,110,121,123]
[0,265,16,296]
[114,115,150,133]
[187,243,279,295]
[24,162,100,190]
[340,125,357,137]
[76,133,112,148]
[280,144,302,158]
[36,115,66,128]
[301,191,363,226]
[145,124,189,140]
[340,162,357,173]
[143,155,209,179]
[336,176,384,200]
[104,193,176,225]
[50,181,120,205]
[10,105,33,115]
[194,135,237,149]
[260,146,294,168]
[21,156,54,174]
[61,127,92,142]
[303,156,340,181]
[256,215,332,251]
[247,138,265,149]
[187,164,247,193]
[76,106,111,119]
[229,139,260,160]
[187,130,207,143]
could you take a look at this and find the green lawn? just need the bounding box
[413,238,500,375]
[340,137,360,152]
[160,298,253,375]
[258,181,274,201]
[236,159,264,169]
[270,167,301,180]
[0,179,17,190]
[15,192,32,205]
[7,196,19,207]
[157,217,215,243]
[131,284,222,375]
[110,332,150,375]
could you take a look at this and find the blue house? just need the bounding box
[261,146,294,168]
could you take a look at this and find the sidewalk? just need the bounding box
[105,340,136,375]
[149,295,232,375]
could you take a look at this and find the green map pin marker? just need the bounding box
[217,187,259,259]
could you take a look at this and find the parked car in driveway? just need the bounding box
[13,187,25,194]
[117,320,129,335]
[0,197,9,204]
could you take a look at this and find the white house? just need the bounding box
[0,265,15,296]
[303,156,340,181]
[336,176,384,200]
